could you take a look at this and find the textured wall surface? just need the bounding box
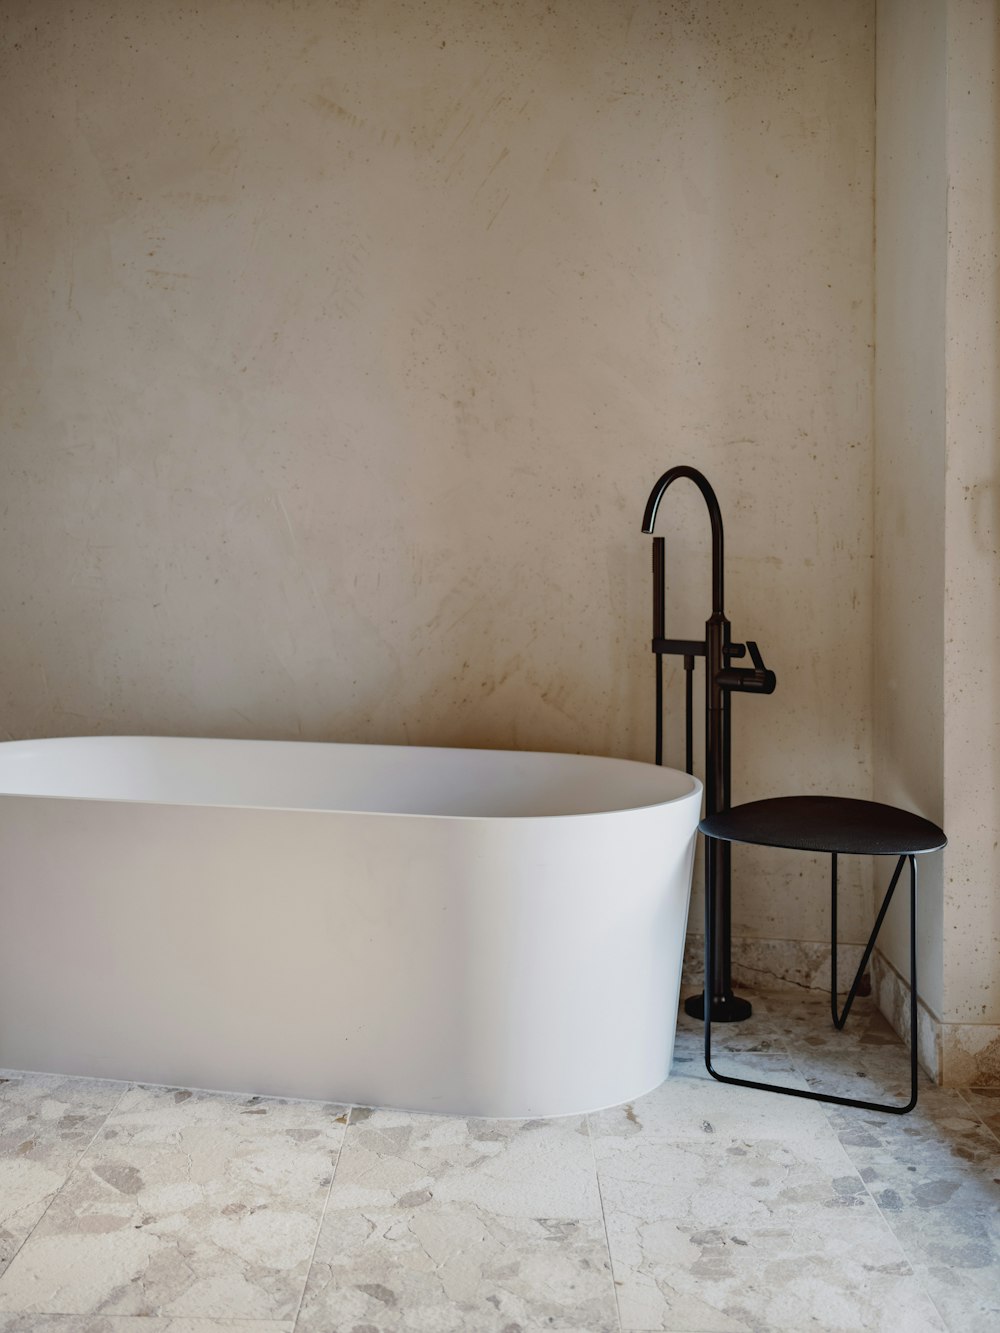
[942,0,1000,1030]
[875,0,1000,1050]
[873,0,947,1014]
[0,1,875,944]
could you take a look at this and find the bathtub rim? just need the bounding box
[0,734,703,822]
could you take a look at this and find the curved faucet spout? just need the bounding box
[641,465,725,615]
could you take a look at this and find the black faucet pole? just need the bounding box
[642,466,774,1023]
[703,608,744,1020]
[653,537,665,767]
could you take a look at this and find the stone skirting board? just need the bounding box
[682,933,867,999]
[871,951,1000,1088]
[869,950,941,1082]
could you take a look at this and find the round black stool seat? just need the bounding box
[700,796,946,857]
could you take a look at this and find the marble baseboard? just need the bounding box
[682,933,866,997]
[870,951,940,1082]
[872,951,1000,1089]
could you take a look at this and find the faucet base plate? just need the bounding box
[683,991,753,1023]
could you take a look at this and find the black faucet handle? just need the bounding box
[716,639,776,695]
[746,640,766,671]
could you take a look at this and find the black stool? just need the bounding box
[699,797,947,1115]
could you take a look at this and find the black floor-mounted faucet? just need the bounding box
[642,465,776,1022]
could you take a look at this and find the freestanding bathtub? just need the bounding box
[0,737,701,1117]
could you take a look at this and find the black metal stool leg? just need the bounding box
[703,834,920,1114]
[830,852,838,1027]
[906,855,919,1112]
[833,855,907,1031]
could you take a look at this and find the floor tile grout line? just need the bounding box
[585,1111,624,1333]
[288,1101,355,1333]
[0,1076,135,1290]
[795,1050,957,1333]
[0,1079,352,1324]
[956,1088,1000,1148]
[828,1173,954,1333]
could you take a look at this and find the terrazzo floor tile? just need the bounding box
[771,991,903,1054]
[0,1319,293,1331]
[959,1087,1000,1143]
[295,1106,618,1332]
[670,1033,802,1084]
[592,1127,946,1332]
[828,1094,1000,1333]
[674,994,785,1053]
[0,1073,127,1280]
[0,1086,348,1321]
[100,1083,351,1150]
[603,1049,828,1144]
[787,1040,939,1114]
[1,990,996,1333]
[762,994,938,1113]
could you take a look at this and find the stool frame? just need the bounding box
[703,843,920,1115]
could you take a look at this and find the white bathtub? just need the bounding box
[0,737,701,1117]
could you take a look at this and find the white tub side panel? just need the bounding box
[0,792,698,1116]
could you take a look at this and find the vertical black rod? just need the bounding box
[909,856,918,1106]
[655,659,663,767]
[830,852,839,1026]
[833,854,907,1031]
[684,655,694,775]
[653,537,665,766]
[704,832,714,1071]
[704,610,733,1007]
[719,645,732,1000]
[713,837,732,1005]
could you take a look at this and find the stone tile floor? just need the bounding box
[0,990,996,1332]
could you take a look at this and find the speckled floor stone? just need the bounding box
[0,1319,292,1331]
[672,994,789,1059]
[591,1030,946,1333]
[0,1086,348,1320]
[0,993,997,1332]
[960,1087,1000,1139]
[619,1040,827,1143]
[826,1094,1000,1333]
[0,1074,128,1281]
[593,1131,945,1332]
[295,1107,618,1332]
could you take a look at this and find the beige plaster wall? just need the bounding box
[0,2,875,946]
[875,0,1000,1054]
[873,0,947,1015]
[942,0,1000,1030]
